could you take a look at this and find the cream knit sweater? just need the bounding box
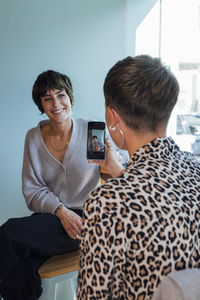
[22,118,100,214]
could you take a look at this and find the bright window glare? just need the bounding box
[162,0,200,64]
[136,0,200,154]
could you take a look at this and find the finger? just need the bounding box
[72,234,81,240]
[71,227,82,239]
[74,226,82,237]
[73,231,81,240]
[68,231,76,239]
[66,225,78,239]
[105,139,112,147]
[78,216,83,224]
[96,160,104,165]
[105,141,115,153]
[76,218,83,230]
[88,160,104,165]
[69,230,79,240]
[72,222,82,237]
[88,160,101,165]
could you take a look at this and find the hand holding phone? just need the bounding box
[88,138,124,178]
[87,121,105,160]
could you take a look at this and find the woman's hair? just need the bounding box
[32,70,74,113]
[104,55,179,132]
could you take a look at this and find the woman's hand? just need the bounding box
[89,139,124,177]
[55,206,82,239]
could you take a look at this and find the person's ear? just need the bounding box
[106,106,116,126]
[109,107,123,128]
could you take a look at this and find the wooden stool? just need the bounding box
[39,250,79,300]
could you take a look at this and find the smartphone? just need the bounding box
[87,121,106,160]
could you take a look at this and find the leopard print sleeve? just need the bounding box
[77,183,128,300]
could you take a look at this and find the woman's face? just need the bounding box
[41,89,72,123]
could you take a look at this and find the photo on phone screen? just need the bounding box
[87,121,105,160]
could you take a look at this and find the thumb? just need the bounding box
[105,138,112,148]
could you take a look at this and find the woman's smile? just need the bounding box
[51,108,65,114]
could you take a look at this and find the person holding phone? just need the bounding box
[0,70,126,300]
[92,135,104,151]
[77,55,200,299]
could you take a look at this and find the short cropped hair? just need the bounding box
[32,70,74,113]
[104,55,179,132]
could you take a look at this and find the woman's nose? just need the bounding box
[52,97,60,107]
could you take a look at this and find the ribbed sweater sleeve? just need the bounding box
[22,126,63,214]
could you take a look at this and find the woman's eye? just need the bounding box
[58,94,65,98]
[43,96,52,102]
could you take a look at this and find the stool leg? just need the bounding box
[40,271,78,300]
[70,277,77,300]
[40,277,75,300]
[39,278,56,300]
[55,278,76,300]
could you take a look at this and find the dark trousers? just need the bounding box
[0,210,82,300]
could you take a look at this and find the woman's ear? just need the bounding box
[106,106,120,126]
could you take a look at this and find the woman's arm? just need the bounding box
[22,130,64,214]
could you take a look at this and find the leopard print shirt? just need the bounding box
[77,137,200,300]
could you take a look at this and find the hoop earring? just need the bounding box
[118,128,125,149]
[109,125,117,132]
[109,125,124,149]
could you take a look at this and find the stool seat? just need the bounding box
[39,250,80,278]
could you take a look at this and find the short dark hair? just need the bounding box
[32,70,74,113]
[104,55,179,132]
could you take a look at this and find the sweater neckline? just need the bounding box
[37,118,77,165]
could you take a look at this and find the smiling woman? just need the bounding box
[40,88,73,161]
[32,71,74,162]
[0,70,125,300]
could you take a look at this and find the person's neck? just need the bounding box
[124,126,166,157]
[49,118,72,137]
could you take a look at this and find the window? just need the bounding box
[136,0,200,154]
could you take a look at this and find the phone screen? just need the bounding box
[87,121,105,160]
